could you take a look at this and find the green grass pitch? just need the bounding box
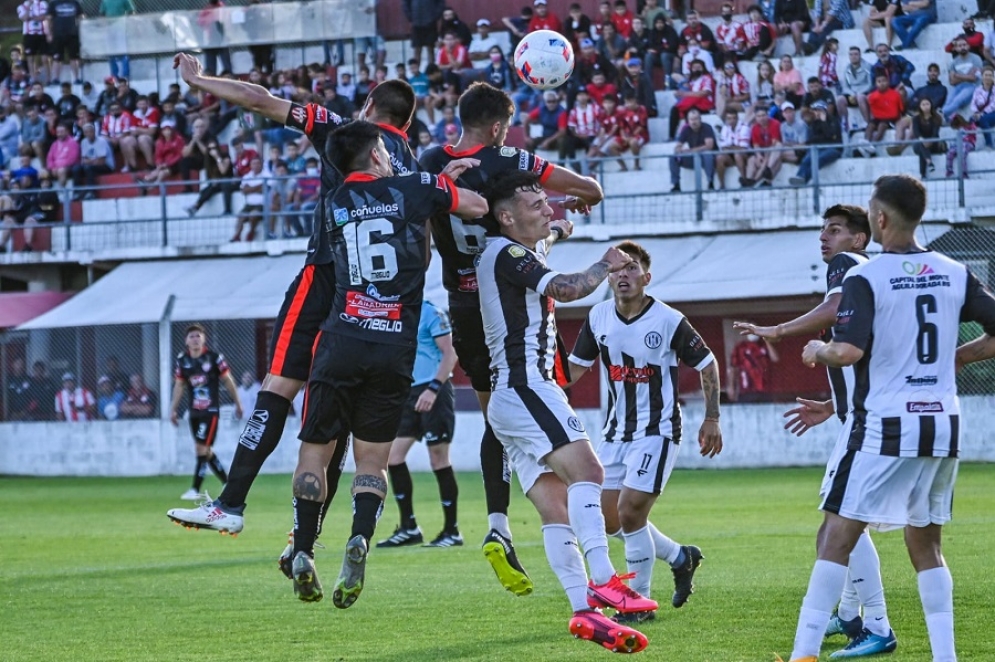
[2,465,993,661]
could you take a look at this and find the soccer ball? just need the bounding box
[513,30,575,91]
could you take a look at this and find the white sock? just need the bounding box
[791,560,848,659]
[542,523,590,612]
[837,569,861,622]
[488,513,512,540]
[609,528,624,542]
[567,481,614,585]
[622,526,656,597]
[918,566,956,662]
[849,531,890,636]
[647,522,681,564]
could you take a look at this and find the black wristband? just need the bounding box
[426,379,443,393]
[551,226,565,240]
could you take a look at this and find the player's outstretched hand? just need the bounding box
[414,389,437,413]
[801,339,825,367]
[602,246,633,272]
[440,158,481,181]
[549,218,573,240]
[173,53,203,85]
[698,420,722,458]
[557,196,592,215]
[732,321,780,341]
[783,397,834,436]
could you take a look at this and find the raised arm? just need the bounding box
[543,166,605,207]
[544,245,631,303]
[174,53,292,124]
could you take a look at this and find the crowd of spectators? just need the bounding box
[0,0,993,251]
[4,355,158,422]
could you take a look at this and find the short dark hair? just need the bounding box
[185,323,206,336]
[326,120,382,175]
[849,45,860,53]
[807,76,820,84]
[927,62,940,71]
[367,79,416,127]
[483,170,543,217]
[823,204,870,240]
[872,175,926,226]
[458,81,515,128]
[407,58,419,66]
[616,240,651,270]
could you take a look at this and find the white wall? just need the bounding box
[3,398,995,477]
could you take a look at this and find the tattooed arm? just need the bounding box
[544,246,632,303]
[956,334,995,371]
[697,361,723,458]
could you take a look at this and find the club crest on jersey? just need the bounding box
[500,146,517,157]
[644,332,663,349]
[333,207,349,225]
[567,416,585,432]
[508,246,526,258]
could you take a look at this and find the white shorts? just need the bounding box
[819,420,852,499]
[598,435,680,495]
[820,450,959,529]
[488,381,589,494]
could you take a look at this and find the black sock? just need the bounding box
[219,391,291,510]
[193,456,207,492]
[207,454,228,483]
[292,497,323,556]
[318,436,349,537]
[480,423,510,516]
[434,465,459,533]
[388,462,416,529]
[351,492,384,544]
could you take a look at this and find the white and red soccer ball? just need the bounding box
[513,30,575,91]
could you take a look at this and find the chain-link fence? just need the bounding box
[0,317,268,423]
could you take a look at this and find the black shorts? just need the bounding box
[50,34,80,61]
[412,25,438,50]
[299,333,416,444]
[189,412,220,446]
[396,381,456,444]
[267,263,335,381]
[22,34,47,56]
[449,305,492,392]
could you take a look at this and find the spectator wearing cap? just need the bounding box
[611,0,635,39]
[864,73,904,154]
[528,0,563,33]
[46,121,80,188]
[669,107,716,192]
[715,3,747,62]
[714,60,751,118]
[619,56,657,117]
[789,100,842,184]
[715,108,752,189]
[402,0,445,68]
[440,7,474,47]
[55,372,96,422]
[564,3,594,52]
[742,105,783,187]
[141,121,186,186]
[669,58,714,138]
[468,19,501,70]
[943,36,983,119]
[523,90,568,157]
[778,101,808,163]
[648,13,680,83]
[574,37,618,88]
[73,122,114,198]
[96,375,127,420]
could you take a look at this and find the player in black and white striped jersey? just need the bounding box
[782,175,995,662]
[567,240,723,618]
[736,206,896,656]
[478,170,657,653]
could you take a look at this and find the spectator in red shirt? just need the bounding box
[585,70,618,107]
[743,105,783,187]
[231,135,259,177]
[610,0,635,39]
[588,94,626,167]
[528,0,562,33]
[946,18,985,58]
[100,101,140,171]
[728,334,779,402]
[565,87,602,174]
[669,58,714,138]
[120,373,158,419]
[865,72,904,152]
[130,95,160,171]
[141,122,186,186]
[619,92,649,169]
[715,2,747,62]
[435,31,471,73]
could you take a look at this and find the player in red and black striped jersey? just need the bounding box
[168,324,243,501]
[168,55,422,538]
[419,81,604,596]
[290,121,487,606]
